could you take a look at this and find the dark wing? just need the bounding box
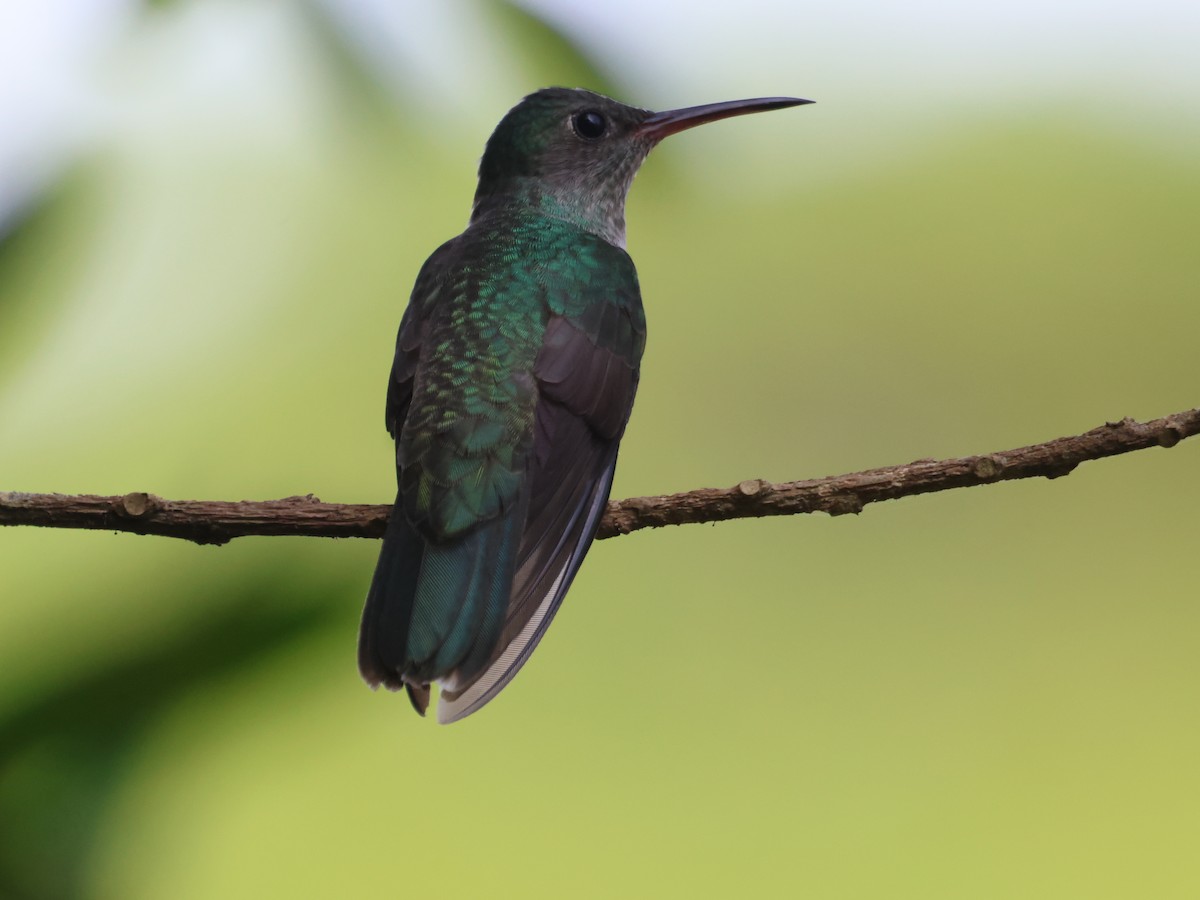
[437,256,646,723]
[359,238,464,703]
[381,239,460,441]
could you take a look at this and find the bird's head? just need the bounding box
[472,87,811,246]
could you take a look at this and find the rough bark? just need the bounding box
[1,409,1195,546]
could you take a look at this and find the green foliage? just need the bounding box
[487,1,624,99]
[0,571,348,899]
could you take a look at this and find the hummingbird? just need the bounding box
[359,87,811,723]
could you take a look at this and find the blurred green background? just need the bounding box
[2,1,1198,898]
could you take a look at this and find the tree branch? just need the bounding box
[2,409,1196,546]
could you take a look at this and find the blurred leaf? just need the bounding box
[0,174,78,307]
[0,572,347,900]
[487,0,623,98]
[0,168,99,394]
[295,0,411,123]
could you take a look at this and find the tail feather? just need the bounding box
[436,453,616,724]
[358,498,424,690]
[419,509,522,678]
[405,682,430,716]
[358,494,526,697]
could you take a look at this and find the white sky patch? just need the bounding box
[519,0,1200,103]
[1,0,1198,216]
[0,0,134,225]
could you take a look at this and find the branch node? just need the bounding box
[825,494,864,517]
[1157,425,1185,448]
[737,479,770,497]
[971,454,1006,480]
[114,492,162,519]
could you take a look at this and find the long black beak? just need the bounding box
[638,96,813,141]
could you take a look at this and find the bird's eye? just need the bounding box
[571,110,607,141]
